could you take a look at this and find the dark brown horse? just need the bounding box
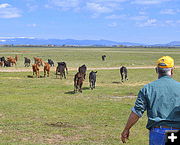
[24,57,31,67]
[56,62,68,79]
[74,72,84,93]
[78,64,87,79]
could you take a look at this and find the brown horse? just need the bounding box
[0,61,3,67]
[44,62,50,77]
[6,55,18,66]
[74,72,84,93]
[7,56,16,66]
[78,64,87,79]
[15,55,18,61]
[34,57,43,66]
[32,63,40,78]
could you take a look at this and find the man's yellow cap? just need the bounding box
[157,56,174,68]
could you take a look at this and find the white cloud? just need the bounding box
[86,2,112,13]
[0,40,6,42]
[164,20,175,26]
[27,24,37,27]
[160,9,177,15]
[177,20,180,24]
[105,14,126,19]
[48,0,80,10]
[0,3,10,8]
[26,3,38,12]
[138,19,157,27]
[131,15,148,21]
[139,11,147,15]
[95,0,127,2]
[47,0,125,14]
[132,0,171,5]
[0,3,21,18]
[0,37,35,39]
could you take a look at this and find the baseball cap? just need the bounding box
[157,56,174,68]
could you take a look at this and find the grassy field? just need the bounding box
[1,46,180,68]
[0,47,180,144]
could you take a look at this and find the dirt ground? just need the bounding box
[1,66,179,72]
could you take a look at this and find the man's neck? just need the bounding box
[158,74,172,79]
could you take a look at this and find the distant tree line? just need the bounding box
[0,44,179,49]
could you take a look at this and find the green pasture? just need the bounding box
[0,46,180,68]
[0,47,180,144]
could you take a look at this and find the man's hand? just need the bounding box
[120,112,140,143]
[121,129,130,143]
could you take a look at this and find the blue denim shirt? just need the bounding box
[132,76,180,129]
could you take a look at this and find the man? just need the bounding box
[121,56,180,144]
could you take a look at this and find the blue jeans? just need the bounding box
[149,127,179,145]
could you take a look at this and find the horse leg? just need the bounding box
[37,70,40,78]
[79,82,83,93]
[64,71,66,79]
[125,74,128,81]
[89,81,92,90]
[44,70,46,77]
[121,73,123,82]
[56,70,58,78]
[74,83,77,93]
[91,81,93,90]
[125,73,128,80]
[60,73,62,79]
[93,81,96,89]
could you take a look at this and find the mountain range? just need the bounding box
[0,37,180,47]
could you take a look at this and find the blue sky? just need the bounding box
[0,0,180,44]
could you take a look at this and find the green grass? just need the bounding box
[0,68,180,144]
[0,47,180,144]
[1,46,180,68]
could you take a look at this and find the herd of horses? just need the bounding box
[0,55,18,67]
[0,55,128,93]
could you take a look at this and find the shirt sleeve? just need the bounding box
[132,88,147,117]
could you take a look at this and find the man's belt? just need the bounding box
[154,126,180,129]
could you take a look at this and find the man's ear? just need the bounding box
[171,68,174,76]
[155,67,158,74]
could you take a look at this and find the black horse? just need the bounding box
[102,55,106,61]
[120,66,128,82]
[4,60,11,67]
[0,56,5,62]
[24,57,31,67]
[48,59,54,67]
[56,62,68,79]
[89,71,97,90]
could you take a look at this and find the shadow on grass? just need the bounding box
[64,90,75,94]
[82,87,90,90]
[27,75,44,78]
[64,87,90,94]
[112,81,121,84]
[45,122,76,128]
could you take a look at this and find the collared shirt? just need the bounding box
[132,76,180,129]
